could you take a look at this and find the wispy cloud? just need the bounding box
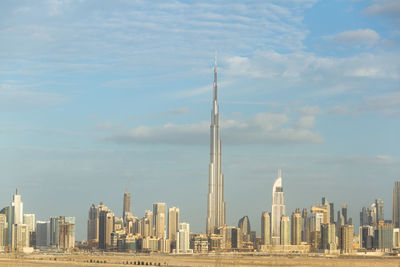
[327,29,380,46]
[0,81,66,110]
[103,111,322,145]
[363,0,400,18]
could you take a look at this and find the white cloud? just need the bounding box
[328,29,380,46]
[364,0,400,18]
[104,112,322,145]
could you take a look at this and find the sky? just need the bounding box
[0,0,399,241]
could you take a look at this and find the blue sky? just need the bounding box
[0,0,399,240]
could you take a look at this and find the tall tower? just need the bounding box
[168,207,180,241]
[393,181,400,228]
[123,190,131,220]
[261,212,270,245]
[271,169,285,245]
[206,57,226,234]
[153,203,166,238]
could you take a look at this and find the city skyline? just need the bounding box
[0,0,399,242]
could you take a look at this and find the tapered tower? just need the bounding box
[271,169,285,245]
[206,57,226,234]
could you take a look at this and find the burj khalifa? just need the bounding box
[206,58,226,234]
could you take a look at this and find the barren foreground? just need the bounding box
[1,253,400,267]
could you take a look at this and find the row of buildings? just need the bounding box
[86,191,191,253]
[0,189,75,253]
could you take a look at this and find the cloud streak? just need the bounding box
[104,111,322,145]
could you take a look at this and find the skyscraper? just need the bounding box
[291,212,302,245]
[87,204,99,247]
[261,212,270,245]
[238,216,251,242]
[393,181,400,228]
[341,204,348,225]
[280,216,290,245]
[36,221,50,248]
[168,207,179,241]
[206,58,226,235]
[123,190,131,221]
[98,204,114,250]
[375,198,384,222]
[176,223,191,253]
[153,203,166,238]
[271,169,285,245]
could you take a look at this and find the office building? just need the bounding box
[376,198,384,222]
[238,216,251,242]
[341,204,348,225]
[280,216,290,245]
[271,169,285,245]
[206,58,226,235]
[359,225,374,250]
[168,207,179,242]
[98,206,114,250]
[153,203,166,238]
[87,204,99,247]
[176,223,191,253]
[360,207,369,226]
[0,214,7,250]
[261,212,270,245]
[393,181,400,228]
[339,225,353,253]
[321,223,336,250]
[123,190,131,221]
[36,221,50,248]
[374,221,393,250]
[291,212,302,245]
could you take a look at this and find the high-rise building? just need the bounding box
[59,217,75,250]
[393,181,400,228]
[261,212,270,245]
[87,204,99,247]
[206,59,226,235]
[321,223,336,250]
[23,214,35,233]
[123,190,131,221]
[8,189,30,252]
[374,221,393,250]
[50,217,60,246]
[369,203,377,226]
[10,189,23,225]
[301,208,308,242]
[291,212,302,245]
[280,216,290,245]
[271,169,285,245]
[168,207,179,241]
[0,214,7,250]
[359,225,374,249]
[98,205,114,250]
[153,203,166,238]
[238,216,251,242]
[336,210,345,237]
[339,225,353,253]
[176,223,191,253]
[329,203,335,224]
[36,221,50,248]
[341,204,348,225]
[360,207,369,226]
[142,210,153,237]
[375,198,384,222]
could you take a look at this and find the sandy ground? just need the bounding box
[1,253,400,267]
